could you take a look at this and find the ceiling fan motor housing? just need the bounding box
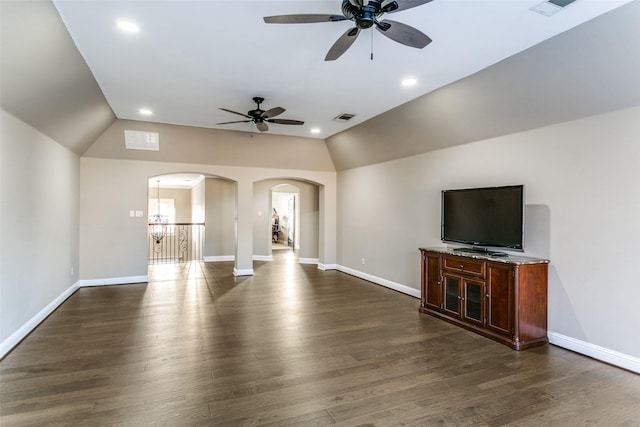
[343,0,385,29]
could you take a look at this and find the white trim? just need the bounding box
[5,275,637,375]
[203,255,235,262]
[253,255,273,262]
[298,257,319,265]
[78,275,148,287]
[337,265,421,298]
[1,276,146,359]
[233,268,254,276]
[548,332,640,374]
[318,263,337,271]
[0,283,79,359]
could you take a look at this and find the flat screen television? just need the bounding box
[441,185,524,254]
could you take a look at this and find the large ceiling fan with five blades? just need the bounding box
[264,0,434,61]
[217,97,304,132]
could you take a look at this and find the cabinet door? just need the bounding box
[443,274,461,317]
[463,279,484,326]
[424,254,441,311]
[486,263,513,336]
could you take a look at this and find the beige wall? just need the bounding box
[204,178,236,258]
[337,106,640,359]
[1,110,80,345]
[85,119,335,172]
[155,187,192,223]
[79,157,337,279]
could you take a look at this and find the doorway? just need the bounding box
[147,174,206,264]
[271,188,298,251]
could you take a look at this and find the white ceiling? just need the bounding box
[52,0,632,140]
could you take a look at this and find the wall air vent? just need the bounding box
[530,0,577,16]
[333,113,356,122]
[124,130,159,151]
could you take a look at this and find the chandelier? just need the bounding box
[150,180,167,244]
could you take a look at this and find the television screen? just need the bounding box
[441,185,524,251]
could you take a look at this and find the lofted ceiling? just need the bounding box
[51,0,633,140]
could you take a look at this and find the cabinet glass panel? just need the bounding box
[465,282,482,322]
[445,277,460,313]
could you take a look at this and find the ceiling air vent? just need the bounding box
[530,0,577,16]
[334,113,356,122]
[124,130,159,151]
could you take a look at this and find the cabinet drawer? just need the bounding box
[443,256,485,277]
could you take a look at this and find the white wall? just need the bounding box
[0,110,80,345]
[337,106,640,359]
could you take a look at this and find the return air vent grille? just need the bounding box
[333,113,356,122]
[124,130,159,151]
[530,0,576,16]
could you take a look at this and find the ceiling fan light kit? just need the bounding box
[264,0,434,61]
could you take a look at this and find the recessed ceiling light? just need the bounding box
[401,78,417,87]
[117,20,139,33]
[310,128,321,134]
[139,108,153,116]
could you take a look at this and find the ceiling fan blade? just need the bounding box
[219,108,251,119]
[216,120,252,125]
[376,19,432,49]
[256,122,269,132]
[263,107,285,119]
[264,14,348,24]
[350,0,364,6]
[384,0,433,13]
[267,119,305,125]
[325,27,360,61]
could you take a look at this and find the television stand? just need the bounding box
[419,247,549,350]
[453,247,508,257]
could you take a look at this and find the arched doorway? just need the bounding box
[253,178,320,264]
[147,173,236,265]
[271,184,299,251]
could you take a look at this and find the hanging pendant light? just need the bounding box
[150,180,166,244]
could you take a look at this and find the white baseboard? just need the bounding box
[318,263,337,271]
[335,267,639,373]
[0,282,79,359]
[5,273,638,376]
[78,275,148,287]
[203,255,235,262]
[253,255,273,262]
[1,276,145,359]
[233,268,254,276]
[337,265,421,298]
[548,332,640,374]
[299,257,319,265]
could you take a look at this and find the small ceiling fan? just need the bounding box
[264,0,433,61]
[217,97,304,132]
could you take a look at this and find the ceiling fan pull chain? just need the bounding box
[370,28,374,60]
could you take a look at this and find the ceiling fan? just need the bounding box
[217,97,304,132]
[264,0,433,61]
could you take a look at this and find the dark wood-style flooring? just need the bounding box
[1,251,639,426]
